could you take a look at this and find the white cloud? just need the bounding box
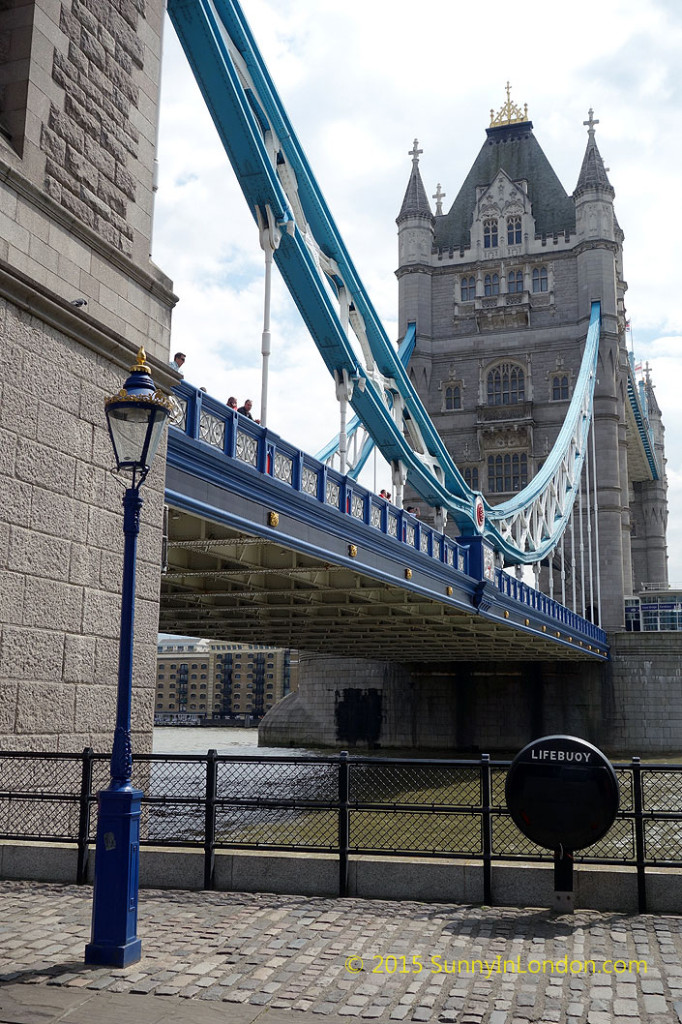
[153,0,682,580]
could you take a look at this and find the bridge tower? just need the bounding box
[397,91,668,630]
[0,1,175,749]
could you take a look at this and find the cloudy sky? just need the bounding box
[152,0,682,583]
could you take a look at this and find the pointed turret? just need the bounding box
[396,140,434,363]
[574,108,617,289]
[397,139,434,225]
[574,108,615,197]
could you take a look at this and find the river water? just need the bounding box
[152,726,314,757]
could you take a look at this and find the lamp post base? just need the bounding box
[85,784,143,967]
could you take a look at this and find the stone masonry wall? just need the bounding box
[261,639,682,757]
[0,294,167,751]
[0,0,174,753]
[46,0,148,260]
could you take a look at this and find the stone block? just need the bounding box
[0,572,25,625]
[98,550,124,594]
[0,477,32,528]
[222,849,338,896]
[354,856,482,904]
[82,588,121,641]
[94,636,120,687]
[73,458,109,507]
[30,487,89,543]
[15,438,76,495]
[22,577,83,630]
[68,541,102,588]
[138,848,204,890]
[0,627,65,682]
[86,503,126,553]
[64,633,97,684]
[36,402,92,461]
[0,683,18,732]
[74,683,116,730]
[0,842,79,883]
[14,681,76,734]
[5,528,65,585]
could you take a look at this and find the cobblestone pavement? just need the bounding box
[1,881,682,1023]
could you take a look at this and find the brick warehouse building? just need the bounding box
[155,637,298,725]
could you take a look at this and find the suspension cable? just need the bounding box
[591,419,603,627]
[584,429,595,621]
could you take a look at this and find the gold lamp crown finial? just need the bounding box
[130,347,150,373]
[489,82,529,127]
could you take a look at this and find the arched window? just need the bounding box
[507,216,522,245]
[464,466,479,490]
[507,270,523,294]
[484,273,499,296]
[483,219,498,249]
[487,453,528,493]
[460,276,475,302]
[552,375,569,400]
[445,385,461,410]
[532,266,548,292]
[486,363,525,405]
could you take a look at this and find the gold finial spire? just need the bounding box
[130,347,150,372]
[489,82,529,127]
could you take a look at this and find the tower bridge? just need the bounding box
[162,382,607,662]
[0,0,676,757]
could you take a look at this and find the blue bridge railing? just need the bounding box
[169,382,470,575]
[168,382,608,650]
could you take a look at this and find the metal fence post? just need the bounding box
[77,747,94,885]
[481,753,493,905]
[631,756,647,913]
[204,749,218,890]
[338,750,350,897]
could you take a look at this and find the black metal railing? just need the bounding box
[1,748,681,912]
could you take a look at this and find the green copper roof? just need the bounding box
[434,122,576,251]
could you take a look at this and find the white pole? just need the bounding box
[335,369,353,476]
[260,247,273,428]
[256,205,283,430]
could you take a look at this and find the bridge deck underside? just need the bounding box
[161,509,602,662]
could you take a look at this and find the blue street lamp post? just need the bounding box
[85,349,171,967]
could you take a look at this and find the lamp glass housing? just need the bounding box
[106,401,167,474]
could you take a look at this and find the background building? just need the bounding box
[155,636,298,725]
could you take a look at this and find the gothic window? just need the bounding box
[532,266,548,292]
[507,216,522,245]
[486,363,525,405]
[487,453,528,493]
[507,270,523,293]
[484,273,499,296]
[460,276,476,301]
[445,385,461,410]
[552,375,569,400]
[464,466,479,489]
[483,219,498,248]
